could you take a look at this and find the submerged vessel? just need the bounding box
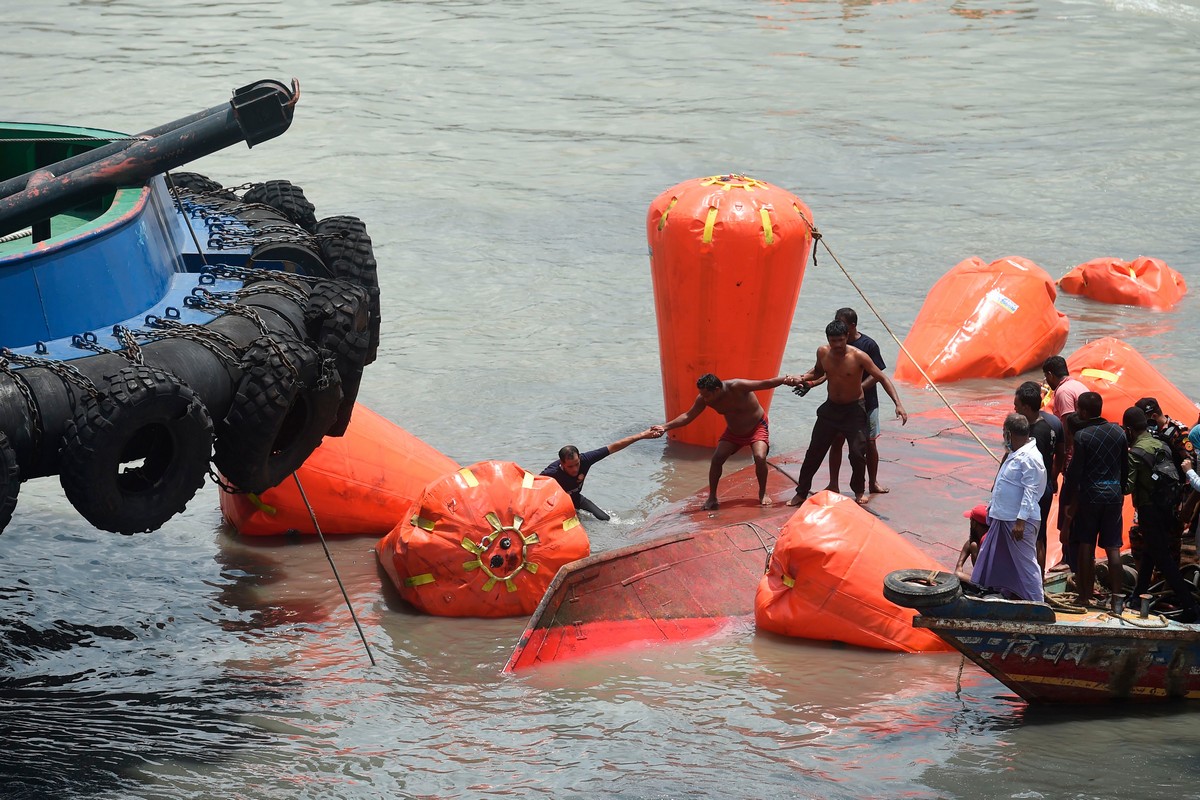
[0,78,379,535]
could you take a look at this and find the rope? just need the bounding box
[164,170,210,269]
[292,472,376,667]
[814,234,1001,465]
[0,228,32,245]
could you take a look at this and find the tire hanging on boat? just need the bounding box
[0,430,19,534]
[242,179,318,232]
[304,279,370,436]
[166,171,238,201]
[881,569,962,608]
[59,366,214,534]
[314,215,381,365]
[214,335,342,493]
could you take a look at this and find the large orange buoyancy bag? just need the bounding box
[220,404,459,536]
[647,174,815,446]
[894,256,1069,384]
[755,491,954,652]
[1064,338,1199,425]
[1059,256,1187,310]
[375,461,591,618]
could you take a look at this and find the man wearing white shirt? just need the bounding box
[972,413,1048,601]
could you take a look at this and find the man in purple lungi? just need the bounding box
[972,413,1048,601]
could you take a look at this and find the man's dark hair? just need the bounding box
[825,319,848,338]
[696,373,721,391]
[1042,355,1069,378]
[1077,391,1103,418]
[835,307,858,326]
[1003,412,1030,437]
[1014,382,1042,412]
[558,445,580,461]
[1123,406,1148,432]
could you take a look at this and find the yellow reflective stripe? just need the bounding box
[522,532,540,545]
[484,511,502,531]
[782,573,795,588]
[526,562,539,574]
[463,559,482,571]
[1081,368,1120,383]
[246,493,276,515]
[414,516,435,531]
[562,516,580,531]
[458,468,479,487]
[657,196,678,231]
[461,538,485,555]
[702,207,718,243]
[760,208,774,245]
[482,576,498,592]
[404,573,435,587]
[522,471,535,489]
[504,578,518,592]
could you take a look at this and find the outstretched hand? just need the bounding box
[644,427,665,439]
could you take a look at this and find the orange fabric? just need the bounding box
[894,256,1069,384]
[754,491,954,652]
[1042,492,1135,570]
[646,175,814,447]
[220,404,459,536]
[1059,256,1186,310]
[1063,337,1199,426]
[375,460,591,618]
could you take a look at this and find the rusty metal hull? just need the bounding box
[916,613,1200,703]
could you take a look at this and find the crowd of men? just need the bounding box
[962,357,1200,619]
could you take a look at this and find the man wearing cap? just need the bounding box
[971,413,1047,601]
[955,504,989,581]
[1124,406,1199,622]
[1136,397,1193,474]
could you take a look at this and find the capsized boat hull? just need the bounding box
[505,403,1005,671]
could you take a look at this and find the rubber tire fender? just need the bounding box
[304,279,370,436]
[59,366,214,534]
[882,569,962,609]
[314,215,381,365]
[167,171,238,201]
[242,179,318,232]
[0,430,18,534]
[214,336,343,493]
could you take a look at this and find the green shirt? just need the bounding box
[1125,431,1169,508]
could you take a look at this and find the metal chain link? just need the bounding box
[0,348,103,400]
[0,357,43,451]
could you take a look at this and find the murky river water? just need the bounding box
[2,0,1200,796]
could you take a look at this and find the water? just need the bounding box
[2,0,1200,796]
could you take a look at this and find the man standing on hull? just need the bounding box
[824,307,889,497]
[787,319,908,507]
[654,372,795,510]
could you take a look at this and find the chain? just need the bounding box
[113,325,145,365]
[0,357,43,452]
[0,348,102,400]
[204,263,316,291]
[137,318,245,364]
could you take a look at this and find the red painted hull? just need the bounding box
[505,405,1006,672]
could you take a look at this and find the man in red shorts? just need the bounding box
[654,372,795,510]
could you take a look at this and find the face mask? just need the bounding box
[1003,431,1012,452]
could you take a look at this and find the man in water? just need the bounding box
[541,428,663,521]
[653,372,795,510]
[824,307,890,497]
[787,319,908,507]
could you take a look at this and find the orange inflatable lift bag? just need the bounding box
[1064,338,1199,425]
[220,404,459,536]
[375,460,591,618]
[1059,256,1187,310]
[755,491,953,652]
[647,174,815,446]
[894,256,1069,384]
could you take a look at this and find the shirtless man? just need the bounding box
[654,372,794,510]
[787,319,908,507]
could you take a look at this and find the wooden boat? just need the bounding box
[886,569,1200,703]
[504,403,1006,671]
[0,78,379,534]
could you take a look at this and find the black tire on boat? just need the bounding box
[314,215,381,365]
[167,171,238,201]
[882,569,962,609]
[0,430,19,534]
[59,366,214,534]
[242,179,318,232]
[214,336,343,493]
[304,280,370,436]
